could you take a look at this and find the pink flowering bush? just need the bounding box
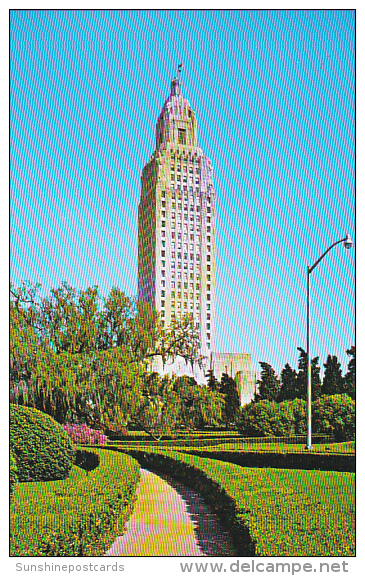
[63,423,108,446]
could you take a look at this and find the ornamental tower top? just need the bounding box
[155,78,197,150]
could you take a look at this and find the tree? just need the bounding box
[279,363,298,401]
[237,400,278,437]
[173,376,224,430]
[237,397,307,438]
[343,346,355,400]
[206,369,219,392]
[39,283,101,354]
[313,394,355,441]
[134,373,180,440]
[322,355,343,395]
[296,347,321,400]
[10,282,207,431]
[255,362,281,402]
[219,373,240,429]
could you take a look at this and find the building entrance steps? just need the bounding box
[104,468,236,557]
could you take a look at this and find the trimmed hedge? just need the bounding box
[10,451,18,501]
[10,405,75,482]
[10,448,140,556]
[181,449,355,472]
[237,395,355,441]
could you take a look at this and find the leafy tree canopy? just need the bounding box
[10,282,203,429]
[322,355,343,396]
[255,362,281,402]
[343,346,355,400]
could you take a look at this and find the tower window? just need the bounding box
[178,129,186,145]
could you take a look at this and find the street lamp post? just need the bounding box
[306,234,353,450]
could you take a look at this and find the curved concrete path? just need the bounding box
[105,468,236,557]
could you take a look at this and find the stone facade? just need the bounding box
[138,78,255,404]
[211,352,255,406]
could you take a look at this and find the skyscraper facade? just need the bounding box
[138,77,254,398]
[138,77,215,366]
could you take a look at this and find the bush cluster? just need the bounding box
[312,394,355,441]
[237,394,354,441]
[63,423,108,446]
[10,405,75,482]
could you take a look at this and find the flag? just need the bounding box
[178,63,183,73]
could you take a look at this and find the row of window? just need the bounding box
[161,301,199,310]
[161,301,211,311]
[169,290,211,299]
[169,273,210,284]
[161,219,211,233]
[160,254,211,267]
[171,164,200,173]
[163,191,212,204]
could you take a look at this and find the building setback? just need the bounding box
[138,77,254,403]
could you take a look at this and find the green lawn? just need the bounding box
[126,448,355,557]
[10,449,140,556]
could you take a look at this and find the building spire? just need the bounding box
[170,77,181,96]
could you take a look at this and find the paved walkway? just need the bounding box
[105,468,236,557]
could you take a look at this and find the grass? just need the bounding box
[124,448,355,557]
[10,448,140,556]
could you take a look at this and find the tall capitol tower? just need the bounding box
[138,76,253,398]
[138,77,215,372]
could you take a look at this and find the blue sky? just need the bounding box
[10,9,355,377]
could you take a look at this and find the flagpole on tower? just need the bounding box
[178,63,183,78]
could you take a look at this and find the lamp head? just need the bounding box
[344,234,353,249]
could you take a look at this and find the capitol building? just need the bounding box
[138,77,254,405]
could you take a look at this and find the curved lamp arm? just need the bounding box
[308,235,349,274]
[309,236,351,274]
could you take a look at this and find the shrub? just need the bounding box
[237,400,301,437]
[63,423,108,446]
[237,400,278,436]
[10,451,18,501]
[290,398,307,434]
[313,394,355,441]
[10,404,75,482]
[270,401,296,436]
